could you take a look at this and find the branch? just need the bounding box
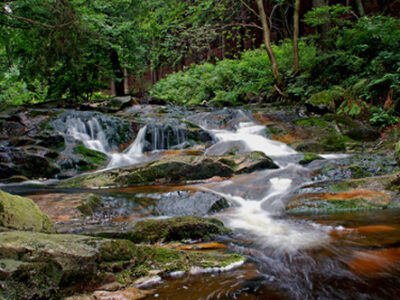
[239,0,259,18]
[1,9,76,29]
[218,22,262,31]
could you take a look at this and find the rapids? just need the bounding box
[4,106,400,299]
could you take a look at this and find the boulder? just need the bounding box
[60,152,278,188]
[0,190,54,233]
[0,231,244,299]
[120,216,231,244]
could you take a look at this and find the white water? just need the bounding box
[66,117,148,169]
[200,119,330,253]
[66,116,110,153]
[107,126,148,168]
[210,121,297,157]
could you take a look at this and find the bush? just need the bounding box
[151,40,317,105]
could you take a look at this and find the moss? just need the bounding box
[323,113,359,128]
[308,88,344,105]
[319,134,355,152]
[265,125,283,135]
[77,194,102,216]
[183,121,201,129]
[0,190,54,233]
[299,153,324,165]
[348,165,372,178]
[114,245,245,281]
[99,240,137,262]
[129,216,231,244]
[295,117,330,129]
[73,144,107,167]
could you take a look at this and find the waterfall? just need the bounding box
[66,116,110,153]
[107,126,148,168]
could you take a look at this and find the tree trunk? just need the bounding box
[313,0,329,46]
[355,0,365,17]
[293,0,300,74]
[110,48,125,96]
[255,0,281,84]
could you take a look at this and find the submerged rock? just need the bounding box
[60,152,278,188]
[0,190,54,233]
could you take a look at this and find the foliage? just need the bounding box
[152,40,317,105]
[0,65,47,106]
[369,107,399,128]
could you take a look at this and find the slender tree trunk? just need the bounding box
[355,0,365,17]
[293,0,300,74]
[255,0,281,84]
[313,0,329,46]
[110,48,125,96]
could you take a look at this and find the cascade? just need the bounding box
[200,118,329,253]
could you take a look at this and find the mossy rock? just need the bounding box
[305,88,344,114]
[127,216,231,244]
[295,142,325,153]
[73,144,108,170]
[0,231,136,299]
[0,190,54,233]
[319,134,355,152]
[299,153,324,165]
[0,231,244,299]
[59,152,277,188]
[295,117,331,129]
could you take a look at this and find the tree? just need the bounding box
[293,0,300,74]
[255,0,281,85]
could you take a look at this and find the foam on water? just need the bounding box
[210,122,297,157]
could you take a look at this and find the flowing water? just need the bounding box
[11,107,400,299]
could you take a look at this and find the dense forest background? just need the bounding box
[1,0,399,128]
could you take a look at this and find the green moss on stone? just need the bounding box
[129,216,231,244]
[299,153,324,165]
[0,191,54,233]
[295,117,330,129]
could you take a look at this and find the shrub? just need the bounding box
[151,40,317,105]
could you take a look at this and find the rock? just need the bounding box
[91,287,152,300]
[117,216,231,244]
[72,144,108,171]
[299,153,324,165]
[0,230,244,299]
[33,131,65,149]
[295,142,325,153]
[0,231,137,299]
[287,188,392,214]
[345,127,380,142]
[219,151,279,174]
[305,88,344,115]
[0,190,54,233]
[1,175,29,184]
[60,152,278,188]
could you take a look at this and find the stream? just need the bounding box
[3,107,400,299]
